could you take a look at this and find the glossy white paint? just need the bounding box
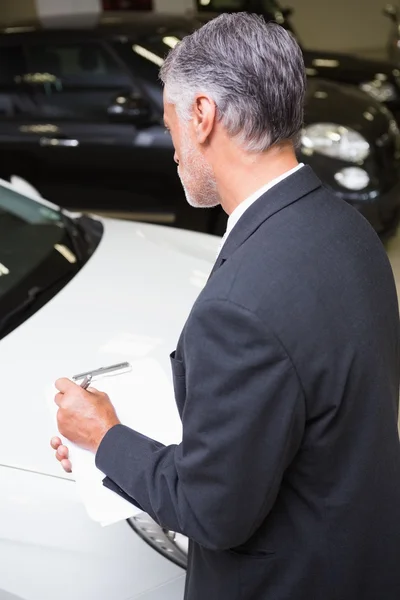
[10,175,44,200]
[0,185,220,599]
[0,216,219,479]
[0,465,186,600]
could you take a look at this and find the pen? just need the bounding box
[80,374,92,390]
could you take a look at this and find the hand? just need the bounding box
[50,436,72,473]
[54,378,121,453]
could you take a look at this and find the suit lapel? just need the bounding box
[208,166,322,280]
[208,250,226,280]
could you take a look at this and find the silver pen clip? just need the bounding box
[73,361,132,383]
[80,374,92,390]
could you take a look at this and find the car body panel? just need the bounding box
[0,12,399,237]
[0,184,220,599]
[0,17,206,232]
[0,215,218,480]
[385,6,400,67]
[302,49,400,120]
[303,78,400,200]
[302,48,396,84]
[196,4,400,120]
[0,465,186,600]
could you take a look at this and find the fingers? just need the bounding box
[86,386,98,394]
[61,458,72,473]
[50,436,62,450]
[54,377,77,393]
[54,392,64,407]
[56,444,69,461]
[54,383,88,408]
[54,383,99,408]
[52,441,72,473]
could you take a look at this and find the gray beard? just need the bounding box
[179,171,220,209]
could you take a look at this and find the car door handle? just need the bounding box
[39,136,79,147]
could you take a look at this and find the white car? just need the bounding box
[0,178,220,600]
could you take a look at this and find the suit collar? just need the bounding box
[223,163,305,245]
[209,165,322,278]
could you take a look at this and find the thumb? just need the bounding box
[86,386,99,394]
[55,377,77,393]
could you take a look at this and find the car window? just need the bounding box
[0,45,26,86]
[0,45,34,119]
[119,28,194,90]
[0,186,65,297]
[119,12,292,94]
[0,183,101,339]
[27,42,131,88]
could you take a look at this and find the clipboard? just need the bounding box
[48,358,182,526]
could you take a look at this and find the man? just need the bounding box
[51,12,400,600]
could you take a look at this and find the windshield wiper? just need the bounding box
[0,286,42,334]
[0,273,72,337]
[58,209,86,263]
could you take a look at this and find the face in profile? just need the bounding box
[163,95,220,209]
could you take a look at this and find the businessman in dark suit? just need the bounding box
[52,13,400,600]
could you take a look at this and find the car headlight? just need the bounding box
[128,512,188,569]
[360,81,397,102]
[334,167,370,191]
[301,123,370,162]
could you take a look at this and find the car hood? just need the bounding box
[0,216,219,480]
[305,78,395,141]
[303,48,398,86]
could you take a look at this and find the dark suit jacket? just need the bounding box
[96,166,400,600]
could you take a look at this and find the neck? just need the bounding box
[214,142,299,216]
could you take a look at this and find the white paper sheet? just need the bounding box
[47,359,182,526]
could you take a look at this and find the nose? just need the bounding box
[174,152,179,165]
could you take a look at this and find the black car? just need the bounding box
[383,4,400,68]
[0,12,399,237]
[197,1,400,122]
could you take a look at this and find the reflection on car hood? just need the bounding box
[303,49,398,85]
[305,78,395,142]
[0,217,220,480]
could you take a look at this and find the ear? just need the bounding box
[192,94,217,144]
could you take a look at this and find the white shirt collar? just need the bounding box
[217,163,304,257]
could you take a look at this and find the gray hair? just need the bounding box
[160,12,306,153]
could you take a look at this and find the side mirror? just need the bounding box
[383,4,399,22]
[108,93,152,126]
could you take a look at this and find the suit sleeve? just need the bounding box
[96,298,305,550]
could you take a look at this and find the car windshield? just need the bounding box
[0,183,100,339]
[0,187,66,297]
